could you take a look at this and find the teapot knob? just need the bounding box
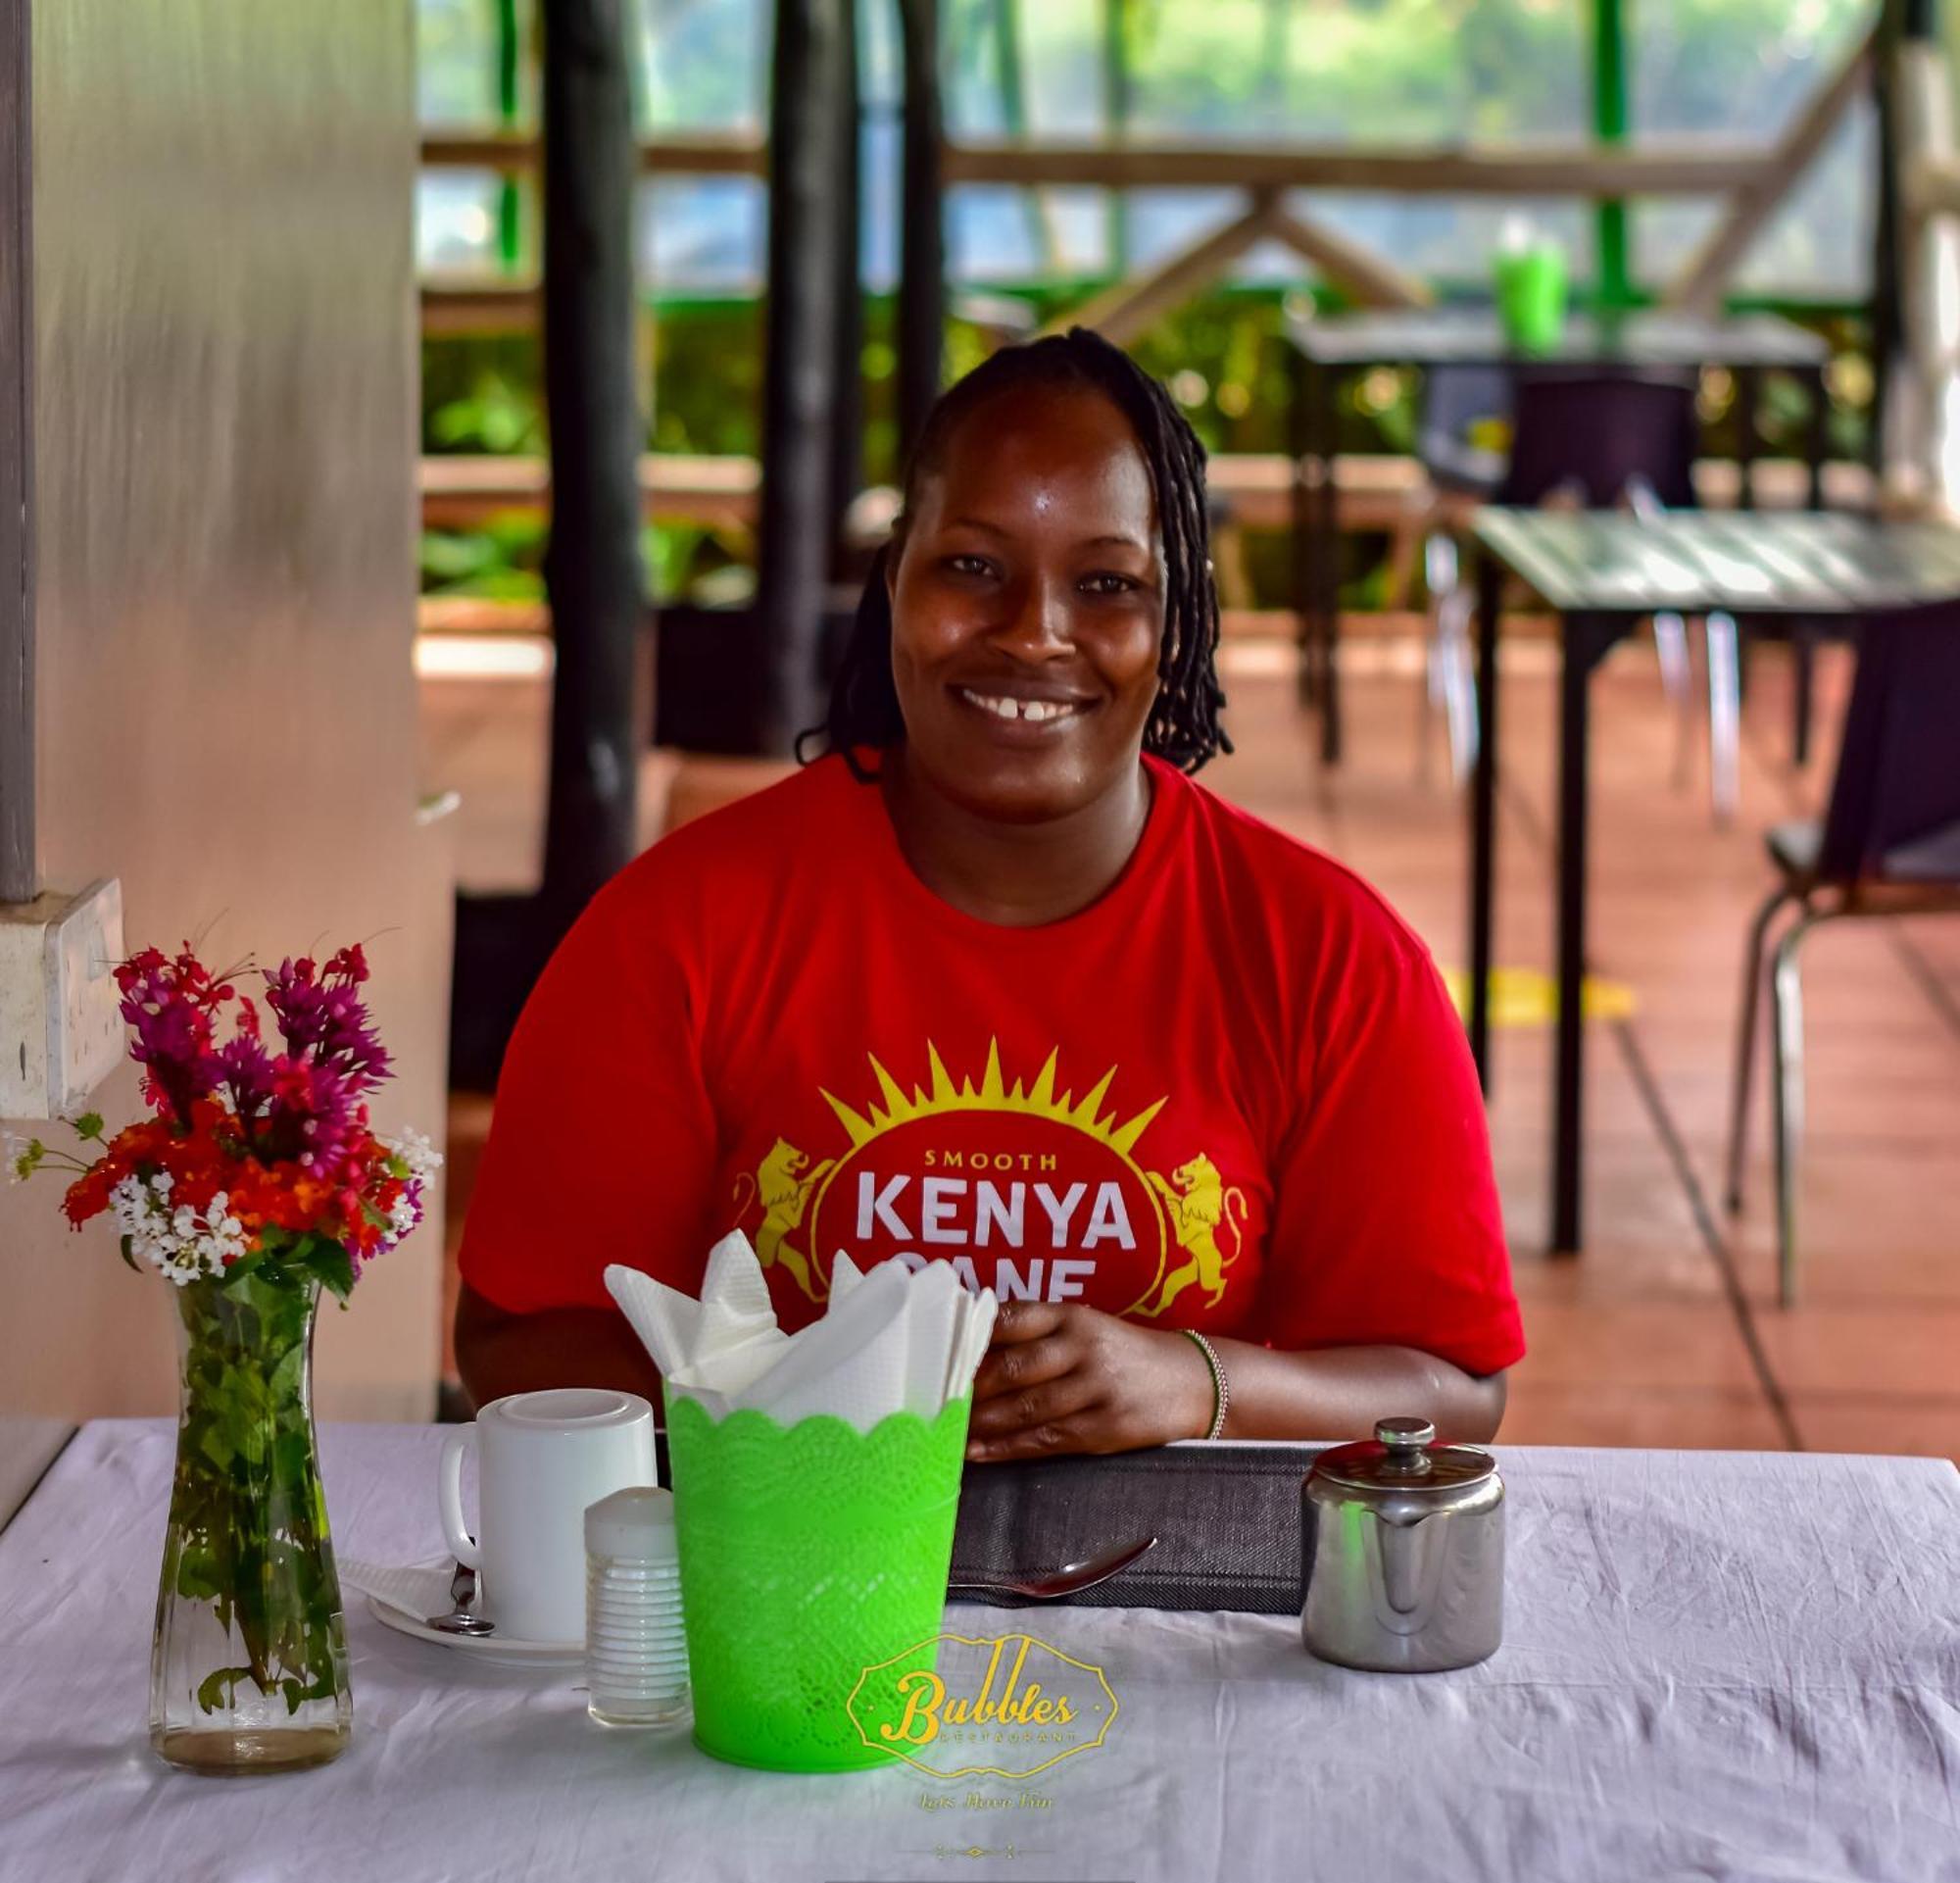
[1376,1416,1436,1453]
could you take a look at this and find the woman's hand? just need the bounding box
[964,1301,1216,1462]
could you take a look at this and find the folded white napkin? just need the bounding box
[606,1233,998,1434]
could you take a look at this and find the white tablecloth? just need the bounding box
[1,1421,1956,1883]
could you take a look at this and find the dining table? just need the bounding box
[1282,305,1832,763]
[3,1417,1957,1881]
[1467,508,1960,1257]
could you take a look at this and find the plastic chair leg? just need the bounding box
[1705,611,1741,828]
[1437,589,1479,785]
[1769,913,1822,1309]
[1726,886,1794,1213]
[1654,613,1692,787]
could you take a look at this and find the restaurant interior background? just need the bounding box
[5,0,1960,1516]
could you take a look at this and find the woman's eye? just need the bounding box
[942,554,995,579]
[1080,571,1141,596]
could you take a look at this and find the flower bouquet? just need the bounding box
[11,942,437,1774]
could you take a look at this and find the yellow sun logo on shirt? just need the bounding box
[726,1039,1250,1320]
[805,1040,1169,1310]
[817,1039,1165,1159]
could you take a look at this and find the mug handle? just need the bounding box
[438,1424,481,1569]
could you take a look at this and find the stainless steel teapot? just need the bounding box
[1299,1416,1503,1672]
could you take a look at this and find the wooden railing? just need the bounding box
[418,30,1874,337]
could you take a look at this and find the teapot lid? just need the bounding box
[1308,1416,1497,1495]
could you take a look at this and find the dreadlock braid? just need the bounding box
[802,326,1232,780]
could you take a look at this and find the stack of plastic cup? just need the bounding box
[583,1486,689,1728]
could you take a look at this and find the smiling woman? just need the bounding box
[455,328,1523,1459]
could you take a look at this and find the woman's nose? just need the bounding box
[992,574,1072,659]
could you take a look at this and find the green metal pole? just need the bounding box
[497,0,523,273]
[990,0,1052,272]
[1102,0,1130,277]
[1592,0,1630,307]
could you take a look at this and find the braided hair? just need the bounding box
[805,326,1231,780]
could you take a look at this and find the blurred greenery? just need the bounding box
[422,289,1869,612]
[416,0,1881,609]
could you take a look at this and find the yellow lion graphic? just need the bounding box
[731,1137,835,1302]
[1132,1153,1249,1317]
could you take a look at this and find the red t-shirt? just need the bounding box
[461,754,1523,1375]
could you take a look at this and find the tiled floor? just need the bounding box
[422,628,1960,1458]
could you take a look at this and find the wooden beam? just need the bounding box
[943,139,1777,196]
[1264,201,1432,309]
[1045,196,1279,345]
[421,282,542,335]
[419,449,1875,535]
[422,453,760,529]
[419,132,1776,199]
[1665,32,1875,315]
[421,131,763,175]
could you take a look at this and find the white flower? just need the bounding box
[384,1128,443,1184]
[105,1171,246,1285]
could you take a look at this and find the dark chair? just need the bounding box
[1426,372,1740,818]
[1415,369,1513,781]
[1416,365,1514,498]
[1725,602,1960,1306]
[1497,371,1698,510]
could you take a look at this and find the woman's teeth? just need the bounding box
[959,688,1080,723]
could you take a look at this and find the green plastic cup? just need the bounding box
[662,1390,971,1772]
[1494,242,1568,355]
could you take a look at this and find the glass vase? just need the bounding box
[149,1271,352,1774]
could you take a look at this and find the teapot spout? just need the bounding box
[1378,1511,1435,1624]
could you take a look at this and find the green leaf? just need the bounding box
[196,1665,252,1715]
[218,1249,269,1289]
[72,1112,104,1142]
[117,1234,141,1273]
[296,1241,356,1303]
[175,1544,222,1602]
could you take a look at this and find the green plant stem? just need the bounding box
[163,1273,341,1711]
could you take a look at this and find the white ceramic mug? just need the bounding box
[438,1388,656,1644]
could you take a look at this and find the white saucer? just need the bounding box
[340,1558,586,1668]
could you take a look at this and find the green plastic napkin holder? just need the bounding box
[663,1390,972,1772]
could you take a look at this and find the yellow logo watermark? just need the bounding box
[847,1632,1117,1780]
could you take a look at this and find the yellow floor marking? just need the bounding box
[1441,966,1638,1027]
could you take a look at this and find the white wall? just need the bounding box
[1,0,450,1424]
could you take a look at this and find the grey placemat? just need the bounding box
[950,1444,1317,1613]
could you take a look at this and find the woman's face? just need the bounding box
[886,382,1164,824]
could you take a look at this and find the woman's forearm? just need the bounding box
[454,1283,662,1412]
[1203,1338,1506,1444]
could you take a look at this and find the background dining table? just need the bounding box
[1467,509,1960,1257]
[2,1419,1955,1882]
[1281,305,1833,762]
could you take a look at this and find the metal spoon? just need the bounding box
[425,1561,496,1636]
[948,1535,1158,1601]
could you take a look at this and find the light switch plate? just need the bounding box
[0,879,125,1120]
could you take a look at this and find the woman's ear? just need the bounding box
[883,527,906,604]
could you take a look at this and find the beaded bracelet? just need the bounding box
[1180,1329,1230,1441]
